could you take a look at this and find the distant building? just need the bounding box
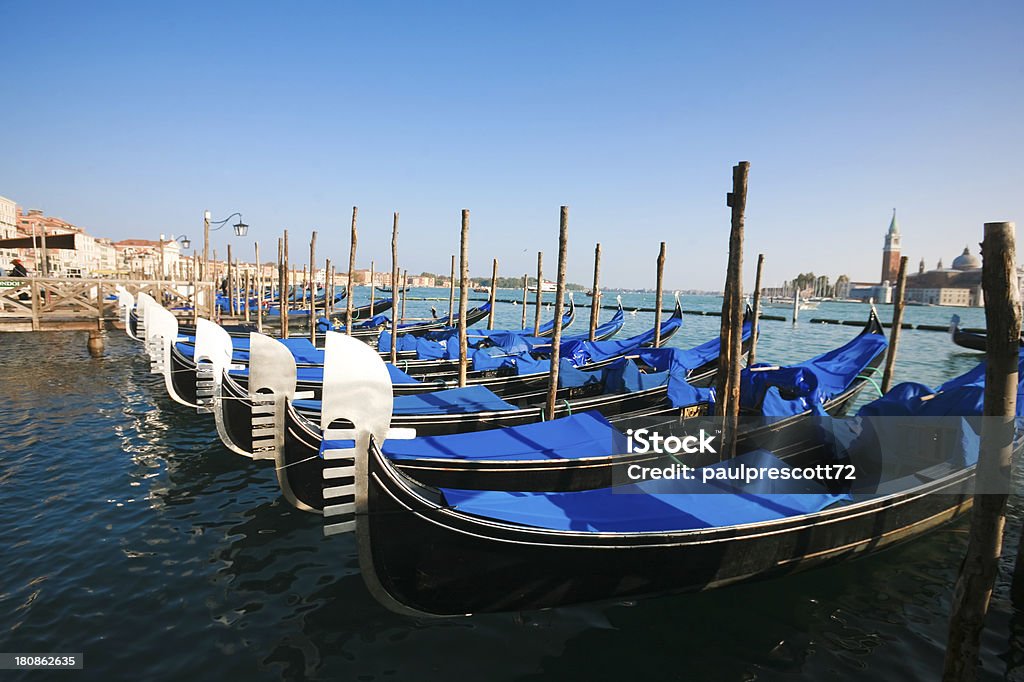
[114,238,181,278]
[0,196,17,270]
[880,209,901,283]
[904,247,983,307]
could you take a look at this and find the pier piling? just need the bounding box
[881,256,909,394]
[390,213,399,365]
[346,207,358,334]
[534,252,543,336]
[545,207,569,419]
[943,221,1020,681]
[717,161,749,460]
[589,243,601,342]
[458,210,470,387]
[488,258,498,329]
[748,253,765,365]
[654,242,666,347]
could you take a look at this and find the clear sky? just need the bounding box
[2,0,1022,290]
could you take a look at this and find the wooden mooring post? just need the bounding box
[653,242,666,347]
[881,256,909,394]
[487,258,498,329]
[716,161,749,460]
[533,251,543,336]
[281,232,290,339]
[309,231,318,345]
[458,210,470,387]
[369,260,375,317]
[346,206,358,334]
[589,243,601,342]
[255,242,263,333]
[942,222,1020,682]
[447,255,456,323]
[747,253,765,366]
[390,212,399,365]
[545,207,569,419]
[521,274,529,329]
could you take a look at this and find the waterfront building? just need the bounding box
[0,196,17,270]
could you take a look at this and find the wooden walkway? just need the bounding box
[0,277,215,332]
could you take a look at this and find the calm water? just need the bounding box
[2,292,1024,681]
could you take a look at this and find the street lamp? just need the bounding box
[174,235,192,250]
[202,210,248,280]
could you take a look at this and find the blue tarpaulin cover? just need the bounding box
[440,448,847,532]
[295,384,514,415]
[381,411,621,461]
[736,328,888,416]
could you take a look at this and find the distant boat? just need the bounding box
[376,285,409,294]
[472,286,489,293]
[528,280,557,293]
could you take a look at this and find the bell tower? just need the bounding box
[881,209,901,282]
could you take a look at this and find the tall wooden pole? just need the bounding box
[521,274,529,329]
[400,269,409,324]
[202,211,210,282]
[545,207,569,419]
[716,161,749,459]
[747,254,766,365]
[487,258,498,329]
[324,259,333,317]
[881,256,909,394]
[533,251,543,336]
[447,254,456,323]
[345,206,358,334]
[653,242,666,347]
[390,213,399,365]
[458,210,470,386]
[255,242,263,333]
[243,268,251,322]
[369,260,375,316]
[227,244,234,316]
[943,222,1020,682]
[589,243,602,341]
[191,249,199,326]
[281,231,290,339]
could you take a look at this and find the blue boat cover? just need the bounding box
[441,448,847,532]
[736,328,887,416]
[382,411,621,461]
[296,384,514,415]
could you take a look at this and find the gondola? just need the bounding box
[315,330,1021,617]
[209,301,691,461]
[949,313,1024,352]
[376,285,409,294]
[269,312,879,512]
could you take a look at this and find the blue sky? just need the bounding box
[2,0,1021,289]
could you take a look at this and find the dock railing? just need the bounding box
[0,277,217,332]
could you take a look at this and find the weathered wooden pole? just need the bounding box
[369,260,375,316]
[521,273,529,329]
[880,256,909,394]
[589,243,602,341]
[545,207,570,419]
[943,222,1020,682]
[210,248,218,319]
[345,206,358,334]
[447,254,456,323]
[533,251,543,336]
[458,210,471,387]
[324,259,333,317]
[227,244,234,316]
[281,231,290,339]
[716,161,749,460]
[390,212,399,365]
[243,268,251,322]
[400,269,409,324]
[255,242,263,333]
[653,242,666,347]
[747,253,765,366]
[487,258,498,329]
[191,249,199,326]
[202,210,210,282]
[792,287,800,324]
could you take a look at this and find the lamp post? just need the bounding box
[201,211,248,281]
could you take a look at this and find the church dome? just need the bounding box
[952,246,980,271]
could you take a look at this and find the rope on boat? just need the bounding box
[275,455,320,470]
[563,399,572,416]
